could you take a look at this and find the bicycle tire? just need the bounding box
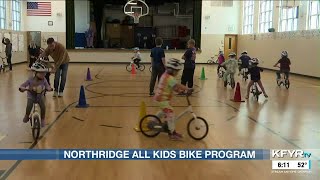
[187,117,209,140]
[277,79,282,86]
[138,64,145,71]
[140,115,162,137]
[32,116,41,140]
[126,64,132,72]
[285,80,290,89]
[255,92,259,101]
[231,79,235,89]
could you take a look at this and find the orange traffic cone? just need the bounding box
[231,82,245,102]
[131,64,136,74]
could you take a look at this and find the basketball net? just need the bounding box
[133,12,140,24]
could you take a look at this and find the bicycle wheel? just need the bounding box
[138,64,145,71]
[285,80,290,89]
[32,116,41,140]
[187,117,209,140]
[126,64,132,72]
[231,79,235,89]
[277,79,281,86]
[140,115,162,137]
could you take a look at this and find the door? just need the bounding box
[224,35,237,59]
[27,31,41,47]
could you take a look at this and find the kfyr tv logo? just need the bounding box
[271,150,312,159]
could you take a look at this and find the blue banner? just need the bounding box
[0,149,270,160]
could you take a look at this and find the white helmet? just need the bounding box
[281,51,288,57]
[241,51,248,55]
[228,52,236,57]
[250,58,259,64]
[166,58,182,70]
[31,62,49,72]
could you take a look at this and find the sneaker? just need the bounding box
[41,119,45,127]
[264,94,268,98]
[23,115,29,123]
[169,131,183,140]
[58,92,63,97]
[53,91,58,97]
[149,92,155,96]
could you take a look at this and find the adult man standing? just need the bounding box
[41,38,70,97]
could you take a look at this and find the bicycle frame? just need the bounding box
[31,103,41,123]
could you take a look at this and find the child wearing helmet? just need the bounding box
[132,47,141,68]
[245,58,268,99]
[19,62,53,127]
[217,50,225,74]
[154,58,189,140]
[221,52,238,86]
[238,51,251,76]
[273,51,291,80]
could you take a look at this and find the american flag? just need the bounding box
[27,2,51,16]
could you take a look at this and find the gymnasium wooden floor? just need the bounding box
[0,63,319,180]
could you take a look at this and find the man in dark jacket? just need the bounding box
[2,38,12,71]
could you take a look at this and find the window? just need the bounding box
[279,0,298,32]
[12,0,21,31]
[0,0,6,29]
[308,0,320,29]
[259,0,273,33]
[243,1,254,34]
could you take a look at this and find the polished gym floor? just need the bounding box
[0,63,319,180]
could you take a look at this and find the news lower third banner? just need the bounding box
[0,149,270,160]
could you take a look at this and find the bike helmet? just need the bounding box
[250,58,259,64]
[228,52,236,57]
[281,51,288,57]
[241,51,248,55]
[166,58,182,70]
[31,62,49,72]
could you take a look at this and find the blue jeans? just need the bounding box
[54,63,69,93]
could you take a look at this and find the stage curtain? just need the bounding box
[193,0,202,48]
[66,0,75,49]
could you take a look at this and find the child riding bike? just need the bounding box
[238,51,251,76]
[273,51,291,80]
[245,58,268,99]
[19,62,52,127]
[154,58,189,140]
[221,52,238,87]
[217,50,225,74]
[132,47,141,68]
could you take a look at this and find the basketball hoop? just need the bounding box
[124,0,149,24]
[133,12,140,24]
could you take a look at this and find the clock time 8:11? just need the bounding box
[278,162,289,168]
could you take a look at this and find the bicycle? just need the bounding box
[224,73,235,89]
[217,66,225,79]
[240,67,249,81]
[0,56,7,72]
[126,61,145,72]
[207,55,218,64]
[250,82,261,101]
[20,87,50,140]
[274,66,290,89]
[139,93,209,140]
